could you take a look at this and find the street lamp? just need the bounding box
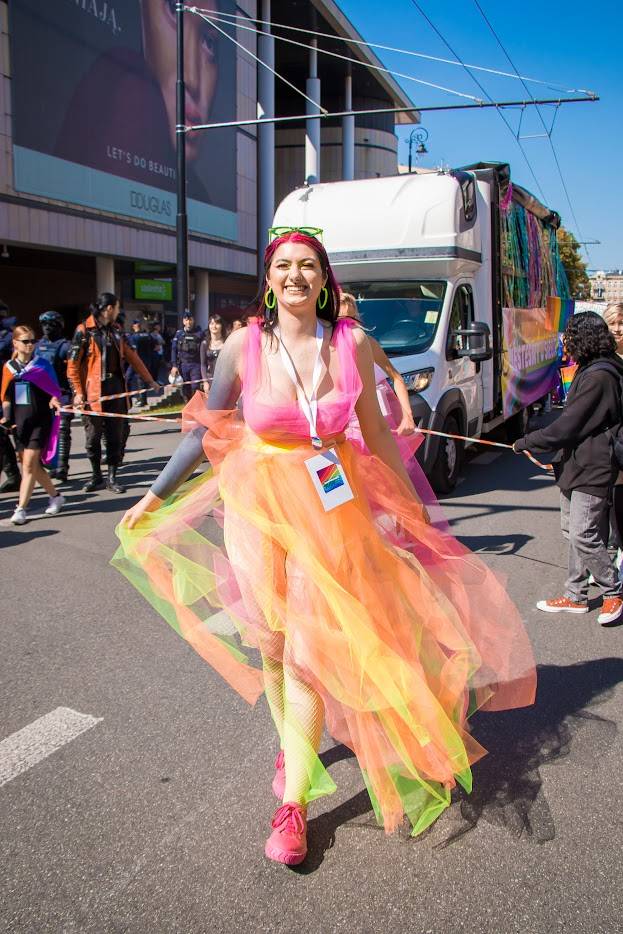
[407,127,429,173]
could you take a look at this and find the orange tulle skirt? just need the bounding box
[113,399,536,835]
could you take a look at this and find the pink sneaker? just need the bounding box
[265,802,307,865]
[272,749,285,799]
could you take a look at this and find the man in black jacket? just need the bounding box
[514,312,623,625]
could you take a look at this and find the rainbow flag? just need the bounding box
[316,462,345,493]
[547,296,575,333]
[560,364,578,397]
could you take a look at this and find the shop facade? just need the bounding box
[0,0,416,333]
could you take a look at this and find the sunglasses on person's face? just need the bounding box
[268,226,323,242]
[17,339,35,345]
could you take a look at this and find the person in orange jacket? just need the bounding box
[67,292,159,493]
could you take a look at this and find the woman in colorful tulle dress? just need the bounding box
[115,231,536,866]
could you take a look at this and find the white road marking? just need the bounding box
[0,707,102,787]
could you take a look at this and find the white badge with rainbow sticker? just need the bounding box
[304,448,355,512]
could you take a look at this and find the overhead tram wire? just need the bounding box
[408,0,549,202]
[193,10,329,113]
[182,96,598,134]
[189,7,484,103]
[186,6,593,97]
[472,0,591,261]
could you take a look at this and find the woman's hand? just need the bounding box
[73,393,85,409]
[49,396,61,413]
[202,381,210,395]
[120,490,163,530]
[396,413,416,436]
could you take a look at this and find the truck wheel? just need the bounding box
[506,407,530,443]
[430,415,463,493]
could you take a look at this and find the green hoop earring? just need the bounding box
[264,288,276,310]
[317,287,328,310]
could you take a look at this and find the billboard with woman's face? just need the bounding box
[10,0,238,240]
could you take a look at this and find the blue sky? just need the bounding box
[339,0,622,270]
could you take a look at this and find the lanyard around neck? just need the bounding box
[274,321,325,448]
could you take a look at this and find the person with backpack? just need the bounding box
[67,293,159,494]
[514,311,623,625]
[34,310,73,482]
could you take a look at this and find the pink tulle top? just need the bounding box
[241,318,362,442]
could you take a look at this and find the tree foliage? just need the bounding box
[557,228,590,299]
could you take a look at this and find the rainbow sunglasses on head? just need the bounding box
[268,225,323,242]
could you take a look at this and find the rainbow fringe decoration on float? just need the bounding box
[499,186,570,309]
[546,296,575,334]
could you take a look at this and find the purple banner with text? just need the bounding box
[501,304,570,418]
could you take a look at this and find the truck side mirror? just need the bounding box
[449,321,492,362]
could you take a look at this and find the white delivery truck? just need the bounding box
[273,162,568,491]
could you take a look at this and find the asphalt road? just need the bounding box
[1,416,622,934]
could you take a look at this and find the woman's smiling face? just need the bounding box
[266,242,327,313]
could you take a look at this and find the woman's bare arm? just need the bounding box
[353,329,420,498]
[369,337,416,435]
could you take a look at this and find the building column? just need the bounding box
[194,269,211,330]
[305,39,321,185]
[257,0,275,270]
[342,70,355,181]
[95,256,115,296]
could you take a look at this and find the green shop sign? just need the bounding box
[134,279,173,301]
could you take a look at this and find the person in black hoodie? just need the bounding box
[514,312,623,625]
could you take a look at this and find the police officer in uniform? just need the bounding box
[34,310,73,481]
[170,311,203,401]
[0,300,20,492]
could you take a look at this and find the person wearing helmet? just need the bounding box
[0,300,21,493]
[34,310,73,482]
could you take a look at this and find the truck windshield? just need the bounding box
[342,281,447,355]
